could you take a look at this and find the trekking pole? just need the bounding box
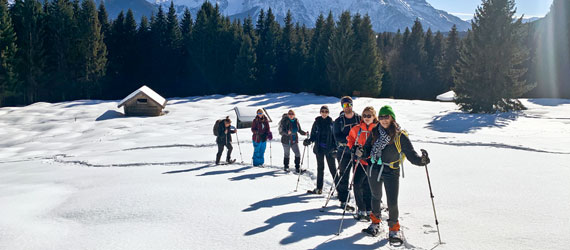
[234,129,244,163]
[321,147,348,211]
[422,149,442,244]
[294,144,308,192]
[336,160,360,235]
[269,140,273,166]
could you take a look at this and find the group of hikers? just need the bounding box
[214,96,431,243]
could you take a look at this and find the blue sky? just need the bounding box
[428,0,554,20]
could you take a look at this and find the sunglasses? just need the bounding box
[288,113,295,116]
[320,110,329,113]
[379,115,391,120]
[362,114,373,118]
[257,112,263,115]
[341,103,353,108]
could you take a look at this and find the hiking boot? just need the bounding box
[340,202,355,212]
[308,188,322,194]
[354,211,371,221]
[362,223,381,236]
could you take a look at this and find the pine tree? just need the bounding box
[441,25,460,93]
[0,0,19,106]
[326,11,355,96]
[234,34,257,93]
[275,10,295,92]
[44,0,76,102]
[353,15,382,97]
[10,0,45,104]
[76,0,107,99]
[97,0,109,43]
[255,8,279,91]
[180,8,193,45]
[454,0,532,112]
[309,12,334,95]
[396,20,425,99]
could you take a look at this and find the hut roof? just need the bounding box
[117,85,167,108]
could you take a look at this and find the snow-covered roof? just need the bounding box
[117,85,167,108]
[436,90,455,102]
[234,107,272,122]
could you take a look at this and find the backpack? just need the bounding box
[213,119,224,136]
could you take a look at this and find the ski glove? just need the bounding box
[267,132,273,141]
[420,149,430,165]
[354,147,364,158]
[303,139,311,146]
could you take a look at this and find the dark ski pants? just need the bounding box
[335,146,352,203]
[354,161,372,212]
[368,164,400,228]
[315,151,336,190]
[216,142,233,163]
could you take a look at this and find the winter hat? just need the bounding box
[320,105,329,112]
[340,96,353,105]
[378,105,396,121]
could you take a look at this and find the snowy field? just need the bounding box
[1,93,569,250]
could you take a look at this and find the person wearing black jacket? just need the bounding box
[215,116,237,165]
[303,105,336,194]
[358,105,430,242]
[333,96,361,211]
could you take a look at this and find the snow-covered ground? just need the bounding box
[1,93,569,250]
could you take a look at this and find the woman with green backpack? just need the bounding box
[359,105,430,244]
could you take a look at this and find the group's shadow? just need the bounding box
[198,166,251,176]
[426,111,519,133]
[243,192,320,212]
[229,169,284,181]
[313,233,389,250]
[244,206,356,245]
[162,164,212,174]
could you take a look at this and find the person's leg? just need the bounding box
[384,168,400,229]
[259,141,267,165]
[315,152,325,190]
[368,164,384,223]
[336,149,352,204]
[225,142,233,162]
[216,143,224,164]
[353,162,367,212]
[282,143,291,170]
[292,143,301,171]
[252,141,260,166]
[325,152,337,180]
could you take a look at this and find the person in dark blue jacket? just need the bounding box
[303,105,336,194]
[333,96,361,211]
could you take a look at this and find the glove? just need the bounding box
[355,147,363,158]
[303,139,311,146]
[420,149,430,165]
[267,132,273,141]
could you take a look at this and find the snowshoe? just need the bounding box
[388,230,404,246]
[295,167,306,174]
[307,188,322,194]
[226,159,236,164]
[362,223,381,237]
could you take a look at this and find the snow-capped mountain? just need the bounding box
[152,0,470,32]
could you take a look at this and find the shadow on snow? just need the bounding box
[426,112,519,133]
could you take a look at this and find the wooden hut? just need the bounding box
[117,86,167,116]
